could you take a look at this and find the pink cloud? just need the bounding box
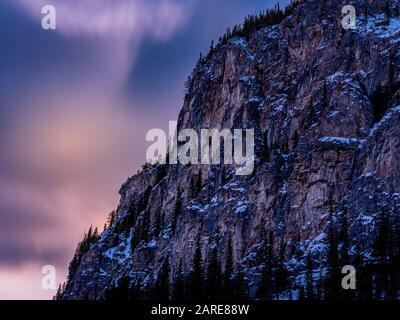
[15,0,195,38]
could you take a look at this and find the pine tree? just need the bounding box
[129,279,143,301]
[316,268,325,300]
[187,236,204,301]
[206,40,215,60]
[54,283,63,300]
[231,266,248,300]
[154,209,162,237]
[206,234,222,300]
[105,276,131,300]
[325,213,340,300]
[86,226,93,244]
[137,186,151,213]
[256,230,274,299]
[298,285,305,300]
[274,243,289,298]
[386,209,397,299]
[93,227,99,241]
[141,210,151,243]
[223,234,234,300]
[390,209,400,297]
[131,223,141,250]
[220,166,227,186]
[67,226,100,282]
[155,256,171,301]
[107,210,117,227]
[339,211,350,267]
[190,177,196,198]
[388,49,395,88]
[384,2,392,25]
[322,79,329,109]
[190,170,203,198]
[172,260,186,302]
[196,171,203,196]
[305,252,314,300]
[339,210,355,300]
[288,280,293,300]
[354,244,373,300]
[172,188,182,233]
[155,164,167,184]
[373,207,390,298]
[205,0,306,51]
[353,244,363,300]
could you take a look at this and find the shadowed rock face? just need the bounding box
[62,0,400,299]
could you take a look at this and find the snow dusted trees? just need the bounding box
[67,226,99,283]
[256,229,275,300]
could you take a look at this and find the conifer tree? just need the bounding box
[305,252,314,300]
[105,276,131,300]
[256,230,274,299]
[316,268,325,300]
[384,1,392,25]
[220,166,227,186]
[298,285,305,300]
[322,79,328,109]
[129,279,143,301]
[354,244,373,300]
[195,171,203,196]
[325,213,340,300]
[67,226,100,282]
[131,223,141,250]
[107,210,117,227]
[373,207,390,298]
[189,170,203,199]
[172,260,186,302]
[155,163,167,184]
[389,208,400,297]
[274,243,289,298]
[154,209,162,237]
[223,234,234,300]
[339,210,354,300]
[155,256,171,301]
[54,283,63,300]
[206,233,222,300]
[288,280,293,300]
[231,265,248,300]
[142,210,151,243]
[339,211,350,267]
[172,188,182,233]
[187,236,204,301]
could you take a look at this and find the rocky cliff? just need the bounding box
[61,0,400,300]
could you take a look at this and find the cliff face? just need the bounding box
[62,0,400,299]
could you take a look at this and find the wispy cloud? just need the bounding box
[15,0,195,38]
[13,0,196,91]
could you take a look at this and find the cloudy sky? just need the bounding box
[0,0,285,299]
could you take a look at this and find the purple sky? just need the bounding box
[0,0,286,299]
